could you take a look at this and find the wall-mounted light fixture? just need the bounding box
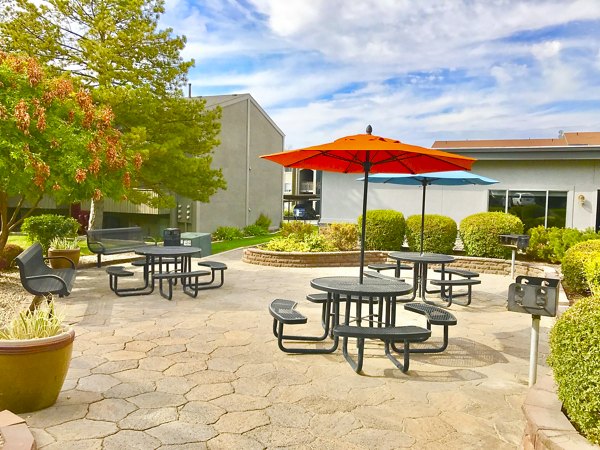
[578,194,586,206]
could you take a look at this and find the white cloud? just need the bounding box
[163,0,600,147]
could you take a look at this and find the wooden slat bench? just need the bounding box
[87,227,156,267]
[403,303,457,353]
[333,324,430,373]
[15,243,77,308]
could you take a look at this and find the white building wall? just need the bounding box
[321,160,599,230]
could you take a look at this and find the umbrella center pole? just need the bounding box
[359,162,371,284]
[419,182,428,255]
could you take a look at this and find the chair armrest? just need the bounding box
[44,256,76,268]
[25,273,70,289]
[87,240,106,252]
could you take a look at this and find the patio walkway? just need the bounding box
[25,249,553,449]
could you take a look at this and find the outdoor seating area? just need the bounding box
[11,247,555,449]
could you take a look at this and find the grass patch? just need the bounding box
[212,233,279,254]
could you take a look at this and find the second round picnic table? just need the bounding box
[387,252,455,302]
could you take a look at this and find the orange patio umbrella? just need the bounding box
[261,126,476,282]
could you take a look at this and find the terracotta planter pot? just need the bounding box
[0,327,75,413]
[47,248,80,269]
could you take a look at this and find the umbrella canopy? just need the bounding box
[366,171,499,253]
[261,128,476,282]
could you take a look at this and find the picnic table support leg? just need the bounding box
[97,254,102,268]
[384,340,410,373]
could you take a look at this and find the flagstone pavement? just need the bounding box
[24,249,555,449]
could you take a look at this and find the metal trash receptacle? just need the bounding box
[163,228,181,246]
[181,232,211,258]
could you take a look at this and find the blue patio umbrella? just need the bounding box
[362,170,499,254]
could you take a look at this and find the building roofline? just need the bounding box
[196,94,285,138]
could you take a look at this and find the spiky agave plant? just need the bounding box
[0,300,65,339]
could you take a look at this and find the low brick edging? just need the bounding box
[241,248,389,267]
[522,373,598,449]
[242,247,558,277]
[0,410,36,450]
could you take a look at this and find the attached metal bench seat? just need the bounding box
[152,270,211,300]
[196,261,227,289]
[15,243,77,301]
[367,262,412,277]
[333,324,431,373]
[270,299,338,354]
[403,303,457,353]
[106,266,134,294]
[434,268,479,279]
[429,278,481,306]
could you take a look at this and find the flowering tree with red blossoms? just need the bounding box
[0,52,143,252]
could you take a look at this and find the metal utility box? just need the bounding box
[163,228,181,246]
[181,232,211,258]
[508,275,559,317]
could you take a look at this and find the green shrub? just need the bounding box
[561,240,600,295]
[459,212,523,258]
[584,254,600,297]
[547,296,600,444]
[0,244,24,271]
[526,226,600,263]
[358,210,405,251]
[254,213,272,231]
[262,234,334,252]
[213,226,244,241]
[21,214,79,252]
[320,223,359,251]
[405,214,457,254]
[242,225,269,237]
[280,222,317,240]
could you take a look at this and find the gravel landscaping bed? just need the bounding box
[0,271,32,327]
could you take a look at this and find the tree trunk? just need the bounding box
[88,198,104,230]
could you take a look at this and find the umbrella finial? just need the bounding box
[366,125,372,135]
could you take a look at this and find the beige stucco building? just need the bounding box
[174,94,284,233]
[320,131,600,232]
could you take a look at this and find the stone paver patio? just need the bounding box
[23,249,553,449]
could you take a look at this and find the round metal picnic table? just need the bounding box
[388,252,455,302]
[310,276,413,328]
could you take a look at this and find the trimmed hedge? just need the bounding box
[459,212,523,258]
[548,296,600,445]
[320,223,359,251]
[526,226,600,263]
[358,210,405,251]
[405,214,457,254]
[561,239,600,295]
[21,214,79,253]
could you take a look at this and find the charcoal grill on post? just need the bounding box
[499,234,530,278]
[507,275,559,386]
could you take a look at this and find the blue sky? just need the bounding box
[161,0,600,148]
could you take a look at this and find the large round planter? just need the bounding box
[47,248,80,269]
[0,327,75,413]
